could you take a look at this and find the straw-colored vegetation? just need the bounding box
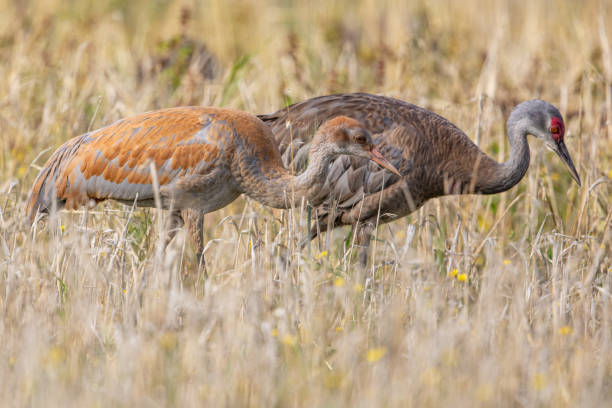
[1,0,611,406]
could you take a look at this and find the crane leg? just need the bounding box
[355,222,374,267]
[182,208,206,266]
[164,210,185,248]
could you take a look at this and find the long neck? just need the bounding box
[475,122,530,194]
[244,147,333,209]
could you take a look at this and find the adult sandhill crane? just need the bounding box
[26,107,400,260]
[254,93,581,265]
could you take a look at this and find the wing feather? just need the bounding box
[27,107,231,215]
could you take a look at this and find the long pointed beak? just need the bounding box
[369,147,401,177]
[554,141,581,186]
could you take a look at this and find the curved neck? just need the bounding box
[476,122,530,194]
[243,147,333,209]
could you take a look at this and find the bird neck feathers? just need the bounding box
[474,120,530,194]
[244,146,334,209]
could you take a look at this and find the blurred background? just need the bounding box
[1,0,611,406]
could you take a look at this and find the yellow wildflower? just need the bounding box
[558,326,572,335]
[448,269,458,277]
[366,347,387,363]
[503,259,511,265]
[45,346,65,367]
[335,326,343,332]
[159,332,178,350]
[353,283,364,293]
[333,277,345,287]
[315,250,328,260]
[532,373,547,390]
[457,273,468,282]
[477,215,491,230]
[281,334,297,346]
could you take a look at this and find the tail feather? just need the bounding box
[25,133,91,222]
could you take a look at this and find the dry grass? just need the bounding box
[1,0,612,406]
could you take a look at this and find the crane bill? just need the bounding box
[370,147,401,177]
[555,141,581,186]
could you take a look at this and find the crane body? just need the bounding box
[256,93,581,264]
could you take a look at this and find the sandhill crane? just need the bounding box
[253,93,581,265]
[26,107,400,261]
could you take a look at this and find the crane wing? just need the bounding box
[28,107,228,214]
[257,93,418,149]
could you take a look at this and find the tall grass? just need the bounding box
[1,0,611,406]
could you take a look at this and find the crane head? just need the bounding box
[542,115,581,186]
[509,100,581,186]
[314,116,401,176]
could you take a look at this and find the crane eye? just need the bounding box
[551,126,560,134]
[354,133,368,144]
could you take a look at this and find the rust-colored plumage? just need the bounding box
[29,107,241,216]
[27,106,399,261]
[255,93,581,265]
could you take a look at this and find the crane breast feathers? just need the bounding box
[29,107,231,212]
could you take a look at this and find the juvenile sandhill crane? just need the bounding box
[26,107,400,260]
[253,93,581,265]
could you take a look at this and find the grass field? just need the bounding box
[1,0,612,406]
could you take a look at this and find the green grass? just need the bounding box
[1,0,612,406]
